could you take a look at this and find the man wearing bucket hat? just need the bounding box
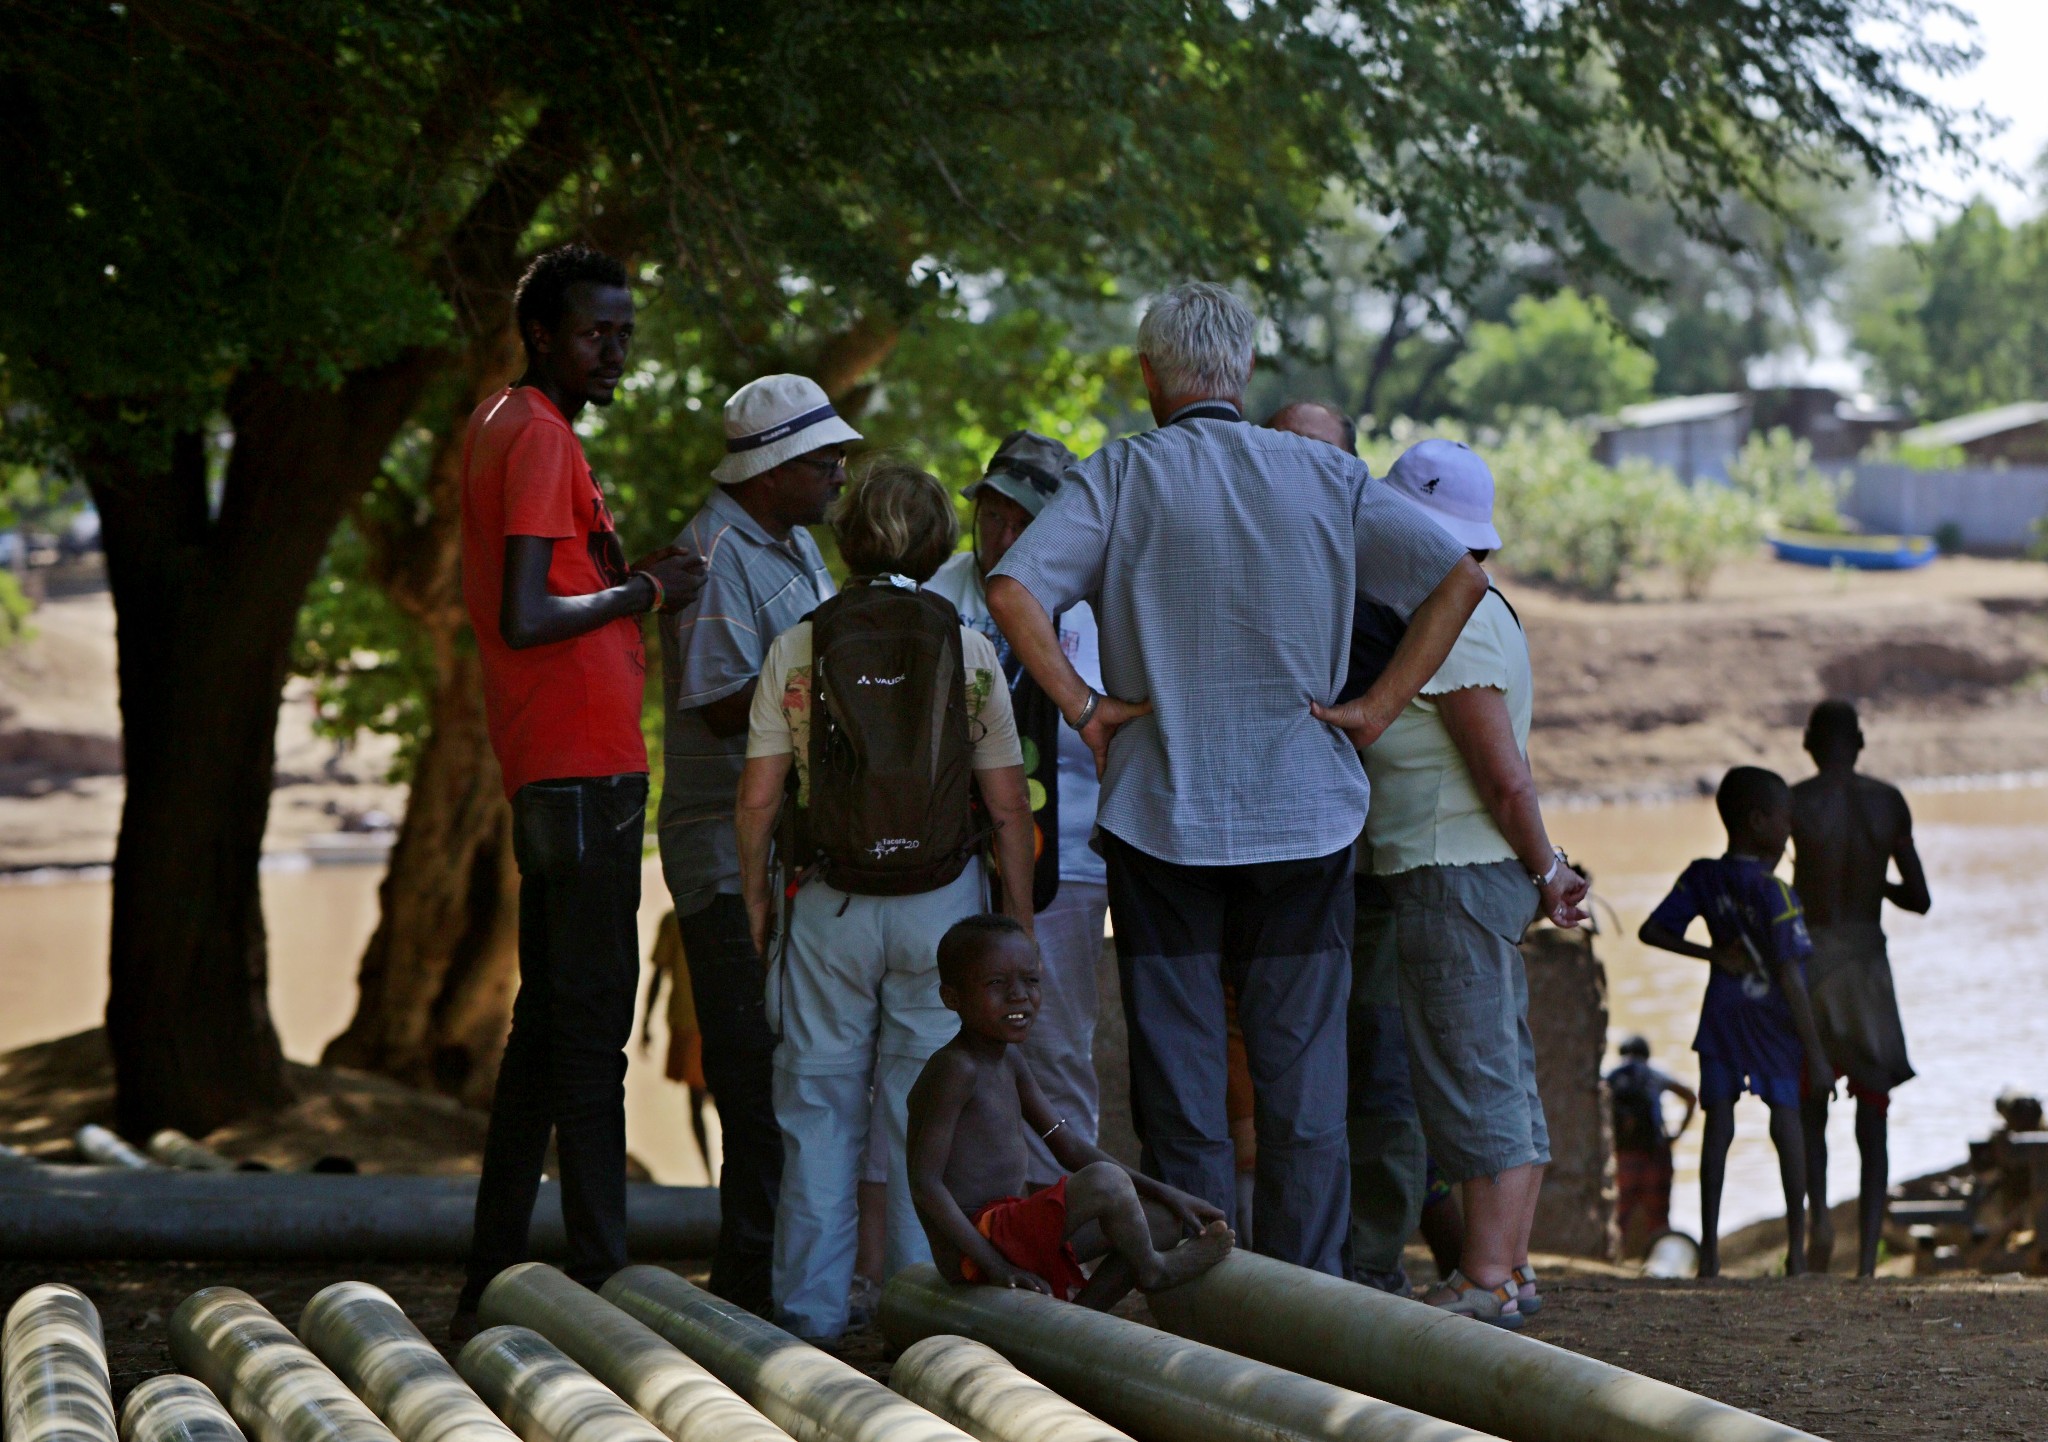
[926,429,1110,1190]
[1319,437,1589,1326]
[657,373,861,1315]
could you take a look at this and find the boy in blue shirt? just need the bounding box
[1639,766,1832,1277]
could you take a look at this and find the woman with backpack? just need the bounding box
[734,461,1037,1345]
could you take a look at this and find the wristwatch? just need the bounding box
[1531,847,1567,888]
[1068,690,1102,731]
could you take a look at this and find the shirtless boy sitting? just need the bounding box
[908,914,1234,1307]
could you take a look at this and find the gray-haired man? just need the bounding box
[987,283,1488,1274]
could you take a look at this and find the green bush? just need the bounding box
[1726,428,1849,534]
[1367,412,1765,598]
[0,570,31,646]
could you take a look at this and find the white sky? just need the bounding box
[1897,0,2048,227]
[1762,1,2048,390]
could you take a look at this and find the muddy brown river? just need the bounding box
[4,780,2042,1232]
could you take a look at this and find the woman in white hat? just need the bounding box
[1314,439,1587,1328]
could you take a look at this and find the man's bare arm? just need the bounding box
[910,1053,1051,1292]
[985,575,1150,778]
[500,536,705,650]
[696,681,759,740]
[975,763,1038,938]
[1310,556,1488,749]
[1639,919,1751,976]
[1889,834,1931,915]
[736,752,790,957]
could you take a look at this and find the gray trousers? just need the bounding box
[1103,833,1353,1276]
[1349,875,1428,1276]
[1024,880,1111,1185]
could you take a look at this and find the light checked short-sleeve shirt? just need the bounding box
[990,401,1468,866]
[658,486,834,914]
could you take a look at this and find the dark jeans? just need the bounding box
[675,894,781,1315]
[1348,874,1427,1278]
[463,774,647,1307]
[1102,831,1353,1276]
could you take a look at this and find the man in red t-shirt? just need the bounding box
[453,243,705,1337]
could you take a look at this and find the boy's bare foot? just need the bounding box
[1143,1220,1234,1292]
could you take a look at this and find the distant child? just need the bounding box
[908,915,1234,1307]
[1606,1036,1697,1257]
[1639,766,1832,1277]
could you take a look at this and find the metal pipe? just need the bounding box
[600,1265,972,1442]
[476,1263,788,1442]
[298,1283,516,1442]
[1143,1252,1826,1442]
[455,1327,668,1442]
[120,1376,247,1442]
[879,1264,1499,1442]
[889,1335,1132,1442]
[167,1287,397,1442]
[3,1283,119,1442]
[148,1131,239,1172]
[0,1173,718,1261]
[75,1125,156,1170]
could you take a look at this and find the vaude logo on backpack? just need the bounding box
[801,579,979,896]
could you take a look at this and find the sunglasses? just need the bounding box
[988,459,1059,497]
[790,452,848,477]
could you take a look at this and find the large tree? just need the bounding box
[0,0,1978,1134]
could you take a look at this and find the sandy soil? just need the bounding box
[1517,554,2048,802]
[0,565,406,871]
[3,1255,2042,1441]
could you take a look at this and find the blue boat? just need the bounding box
[1768,530,1938,571]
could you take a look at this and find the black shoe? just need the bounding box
[1356,1267,1411,1297]
[449,1309,483,1346]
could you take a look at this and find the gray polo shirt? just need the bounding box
[658,486,834,913]
[990,401,1466,867]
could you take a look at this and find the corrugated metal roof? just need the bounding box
[1902,401,2048,448]
[1604,393,1749,429]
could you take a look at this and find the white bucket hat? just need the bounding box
[710,374,864,485]
[1383,438,1502,551]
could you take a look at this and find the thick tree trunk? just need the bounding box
[93,107,582,1136]
[99,360,436,1137]
[322,329,525,1105]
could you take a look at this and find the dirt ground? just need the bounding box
[1516,554,2048,802]
[5,1255,2044,1441]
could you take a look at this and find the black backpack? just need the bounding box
[797,579,981,896]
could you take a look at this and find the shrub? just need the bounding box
[1726,427,1849,534]
[1369,412,1764,598]
[0,570,31,646]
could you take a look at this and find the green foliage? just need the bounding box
[1367,413,1765,598]
[1849,200,2048,417]
[1726,428,1848,534]
[1448,292,1656,421]
[291,517,438,779]
[0,569,30,646]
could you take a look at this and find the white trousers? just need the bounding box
[768,861,984,1340]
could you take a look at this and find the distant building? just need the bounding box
[1897,401,2048,466]
[1749,387,1909,464]
[1594,393,1751,483]
[1595,387,1910,482]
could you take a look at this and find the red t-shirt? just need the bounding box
[460,387,648,797]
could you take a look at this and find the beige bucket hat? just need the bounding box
[711,373,864,485]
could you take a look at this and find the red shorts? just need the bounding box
[959,1177,1088,1300]
[1801,1067,1891,1115]
[1615,1148,1674,1235]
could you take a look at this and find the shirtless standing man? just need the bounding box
[1791,700,1931,1276]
